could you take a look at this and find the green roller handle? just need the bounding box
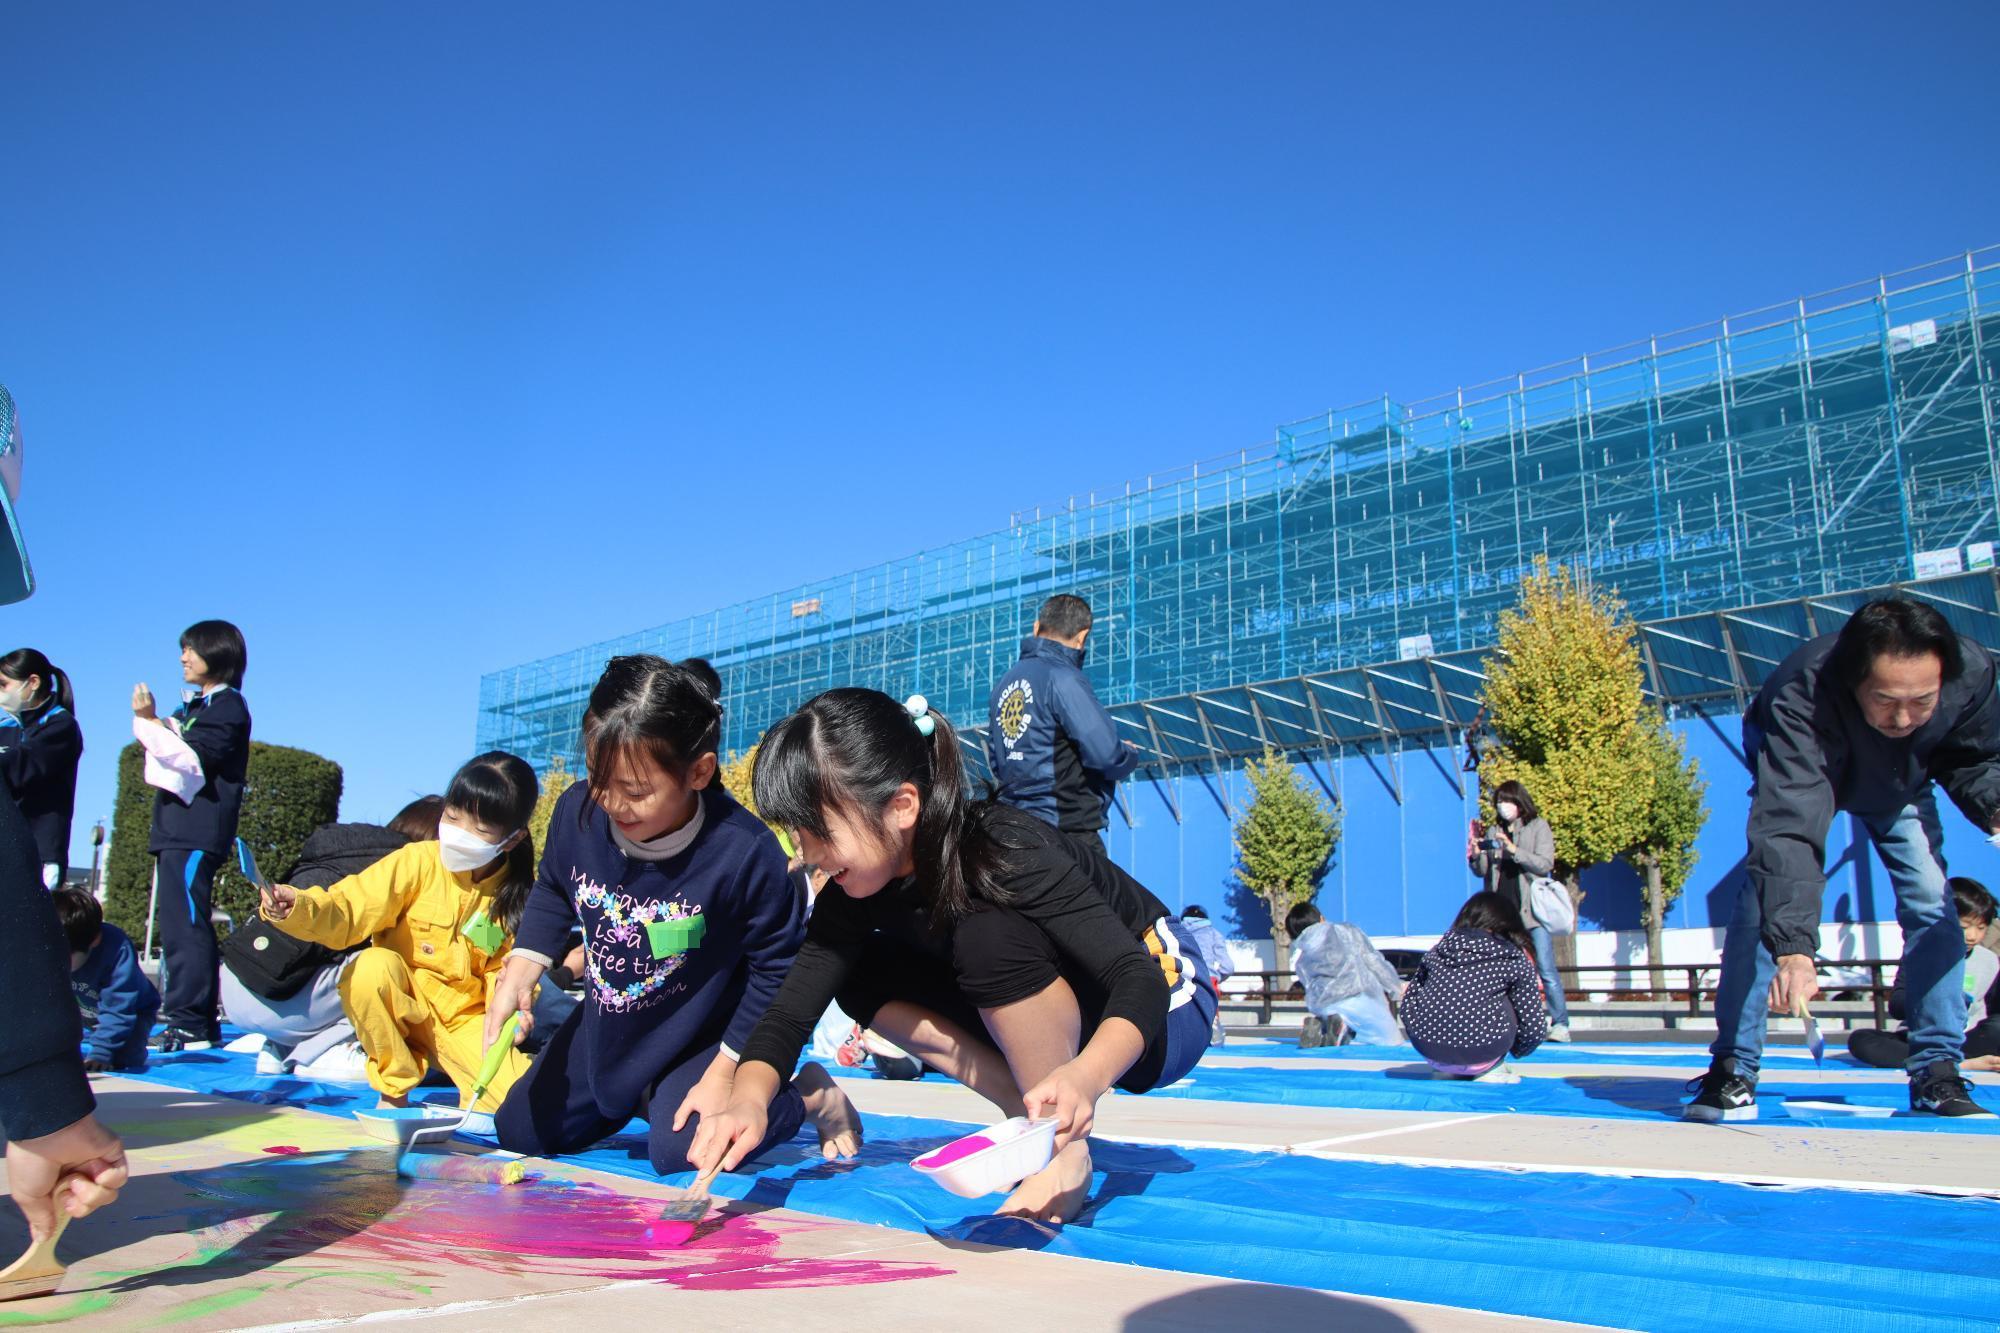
[472,1011,521,1102]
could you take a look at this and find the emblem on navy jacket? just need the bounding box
[996,678,1035,755]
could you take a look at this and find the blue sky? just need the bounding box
[4,4,1997,862]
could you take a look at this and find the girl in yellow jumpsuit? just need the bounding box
[258,752,539,1111]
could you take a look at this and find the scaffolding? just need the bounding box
[479,249,2000,787]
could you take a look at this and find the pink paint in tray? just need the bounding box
[909,1118,1057,1199]
[912,1135,995,1169]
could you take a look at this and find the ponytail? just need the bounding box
[0,648,73,710]
[753,687,1010,931]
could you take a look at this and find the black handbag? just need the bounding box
[220,917,341,1001]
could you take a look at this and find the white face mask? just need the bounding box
[438,822,515,873]
[0,685,25,716]
[1497,803,1519,823]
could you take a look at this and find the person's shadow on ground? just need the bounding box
[1120,1281,1417,1331]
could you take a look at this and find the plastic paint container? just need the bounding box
[910,1117,1059,1198]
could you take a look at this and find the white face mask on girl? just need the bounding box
[0,685,26,716]
[438,823,516,873]
[1497,803,1519,823]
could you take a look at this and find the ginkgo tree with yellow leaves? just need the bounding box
[1476,558,1707,983]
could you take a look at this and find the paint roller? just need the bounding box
[396,1152,529,1185]
[393,1012,532,1184]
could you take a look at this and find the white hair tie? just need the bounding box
[904,694,935,737]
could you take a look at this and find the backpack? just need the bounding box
[1529,876,1576,937]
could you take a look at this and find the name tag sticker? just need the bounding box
[645,914,706,959]
[462,909,505,953]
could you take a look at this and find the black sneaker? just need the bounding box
[151,1026,216,1053]
[1910,1060,1993,1117]
[1683,1059,1757,1122]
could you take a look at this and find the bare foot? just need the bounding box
[1962,1054,2000,1073]
[377,1093,409,1109]
[795,1062,863,1160]
[998,1138,1092,1225]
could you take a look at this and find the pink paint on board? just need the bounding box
[262,1145,304,1155]
[173,1158,950,1291]
[915,1134,995,1168]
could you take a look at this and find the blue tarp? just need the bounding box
[119,1048,2000,1332]
[1117,1063,2000,1133]
[1223,1040,1846,1067]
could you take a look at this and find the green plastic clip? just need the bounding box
[462,908,505,954]
[645,914,706,959]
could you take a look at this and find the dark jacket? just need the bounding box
[0,785,94,1140]
[1399,927,1548,1064]
[987,636,1139,835]
[221,822,410,1000]
[72,923,160,1065]
[0,699,82,865]
[1746,632,2000,959]
[150,687,252,854]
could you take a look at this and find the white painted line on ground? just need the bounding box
[1291,1146,2000,1199]
[1288,1114,1502,1151]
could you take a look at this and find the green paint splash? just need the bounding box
[0,1291,118,1326]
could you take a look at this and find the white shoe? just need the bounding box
[1473,1063,1522,1083]
[1547,1024,1572,1043]
[254,1040,290,1077]
[295,1038,370,1083]
[225,1032,268,1055]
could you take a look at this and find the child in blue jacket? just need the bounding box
[54,887,160,1072]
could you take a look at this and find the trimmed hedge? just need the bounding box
[104,740,343,943]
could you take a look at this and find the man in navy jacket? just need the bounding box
[1687,599,2000,1122]
[987,594,1140,851]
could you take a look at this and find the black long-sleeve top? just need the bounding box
[0,785,94,1140]
[737,804,1171,1076]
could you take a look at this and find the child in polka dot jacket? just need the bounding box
[1399,891,1548,1081]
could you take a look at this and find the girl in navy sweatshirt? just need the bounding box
[1399,892,1548,1080]
[692,688,1217,1226]
[0,648,83,888]
[134,620,252,1052]
[489,656,858,1176]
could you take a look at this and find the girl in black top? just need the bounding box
[0,648,82,888]
[691,688,1216,1225]
[133,620,253,1050]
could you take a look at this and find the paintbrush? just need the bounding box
[655,1161,723,1232]
[0,1210,69,1302]
[1792,994,1826,1067]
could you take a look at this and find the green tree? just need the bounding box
[527,755,579,865]
[105,741,343,943]
[719,742,793,852]
[1231,747,1340,972]
[1629,716,1708,992]
[1478,559,1653,964]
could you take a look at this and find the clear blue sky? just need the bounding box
[4,4,1996,863]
